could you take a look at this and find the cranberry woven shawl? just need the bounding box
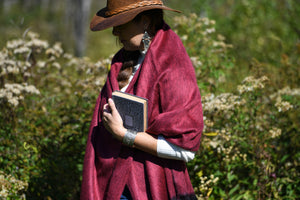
[80,24,203,200]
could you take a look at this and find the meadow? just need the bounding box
[0,1,299,199]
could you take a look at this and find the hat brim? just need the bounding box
[90,5,180,31]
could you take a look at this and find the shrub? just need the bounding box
[172,13,234,94]
[1,12,299,199]
[0,171,28,199]
[188,60,299,200]
[172,13,299,199]
[0,31,109,199]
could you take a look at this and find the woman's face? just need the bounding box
[112,18,146,51]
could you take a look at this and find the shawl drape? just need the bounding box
[80,23,203,200]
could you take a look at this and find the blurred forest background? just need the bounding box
[0,0,299,199]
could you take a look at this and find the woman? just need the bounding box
[81,0,203,199]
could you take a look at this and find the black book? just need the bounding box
[112,91,148,132]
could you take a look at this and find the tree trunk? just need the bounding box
[73,0,92,57]
[2,0,18,13]
[40,0,50,10]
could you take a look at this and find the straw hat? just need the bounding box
[90,0,180,31]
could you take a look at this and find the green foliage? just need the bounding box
[187,41,300,199]
[0,171,28,199]
[170,3,300,198]
[190,0,300,65]
[0,0,118,61]
[1,6,299,200]
[173,13,234,94]
[0,32,109,199]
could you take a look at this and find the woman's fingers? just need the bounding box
[103,103,111,113]
[102,98,126,141]
[108,98,117,115]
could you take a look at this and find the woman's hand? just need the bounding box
[103,98,157,155]
[102,98,127,141]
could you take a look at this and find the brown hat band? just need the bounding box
[106,1,163,16]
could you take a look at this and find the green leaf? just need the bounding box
[280,155,289,163]
[229,184,240,196]
[227,173,237,183]
[253,179,258,186]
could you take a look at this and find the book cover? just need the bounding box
[112,91,148,132]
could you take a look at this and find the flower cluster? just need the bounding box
[273,86,300,97]
[7,32,49,55]
[202,93,246,115]
[217,145,247,162]
[1,31,111,108]
[1,31,51,82]
[275,100,293,112]
[46,42,64,59]
[0,171,28,199]
[0,83,40,107]
[269,127,282,138]
[0,31,112,199]
[237,76,269,94]
[0,50,31,77]
[173,14,216,37]
[270,86,299,112]
[64,54,111,93]
[194,173,219,199]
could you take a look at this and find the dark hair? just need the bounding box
[117,9,164,89]
[132,9,164,36]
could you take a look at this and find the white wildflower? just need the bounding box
[13,46,31,54]
[270,86,300,99]
[52,62,61,69]
[237,76,269,94]
[0,171,28,198]
[8,97,19,107]
[275,100,293,112]
[202,17,210,25]
[46,43,63,57]
[26,38,49,49]
[269,128,282,138]
[94,60,104,68]
[0,187,8,198]
[12,88,21,95]
[209,140,219,148]
[181,35,188,41]
[202,93,244,114]
[213,177,219,183]
[205,28,216,34]
[61,80,72,87]
[37,61,46,68]
[190,56,203,67]
[63,53,73,60]
[53,42,63,55]
[95,79,102,86]
[27,31,40,39]
[23,84,40,95]
[24,72,31,77]
[204,119,214,127]
[3,59,16,67]
[6,39,24,49]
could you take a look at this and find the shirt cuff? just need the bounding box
[157,135,195,162]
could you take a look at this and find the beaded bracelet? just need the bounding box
[122,129,137,147]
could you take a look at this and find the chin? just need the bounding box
[122,42,141,51]
[124,47,139,51]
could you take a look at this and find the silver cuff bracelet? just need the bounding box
[122,129,137,147]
